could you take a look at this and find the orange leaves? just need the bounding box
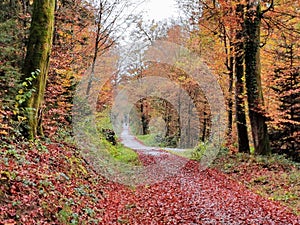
[42,0,95,137]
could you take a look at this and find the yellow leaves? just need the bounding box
[150,23,158,32]
[0,130,8,135]
[54,69,74,79]
[57,29,72,39]
[17,115,27,122]
[66,156,88,177]
[54,68,78,86]
[1,171,11,181]
[0,123,12,135]
[54,69,66,75]
[178,75,186,81]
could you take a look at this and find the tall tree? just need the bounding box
[178,0,251,152]
[264,0,300,160]
[21,0,55,138]
[244,0,271,155]
[235,3,250,153]
[86,0,132,96]
[266,23,300,160]
[271,41,300,160]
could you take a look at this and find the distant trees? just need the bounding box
[118,23,212,148]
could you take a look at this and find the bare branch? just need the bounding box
[261,0,274,15]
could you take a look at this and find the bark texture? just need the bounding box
[235,3,250,153]
[22,0,55,138]
[244,1,270,155]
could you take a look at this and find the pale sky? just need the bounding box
[142,0,179,21]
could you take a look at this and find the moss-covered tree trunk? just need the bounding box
[22,0,55,139]
[244,1,271,155]
[235,3,250,153]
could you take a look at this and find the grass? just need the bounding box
[163,141,209,160]
[135,134,160,147]
[95,109,113,130]
[136,133,196,159]
[166,148,195,158]
[95,110,140,166]
[103,139,140,166]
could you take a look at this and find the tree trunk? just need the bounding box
[227,51,234,138]
[244,1,271,155]
[235,3,250,153]
[222,32,234,139]
[201,110,207,142]
[22,0,55,139]
[140,101,149,135]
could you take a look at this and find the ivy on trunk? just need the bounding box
[22,0,55,139]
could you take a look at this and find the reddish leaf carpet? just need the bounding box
[98,155,299,224]
[96,127,300,224]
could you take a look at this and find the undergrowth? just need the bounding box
[211,151,300,216]
[95,110,140,166]
[0,140,108,224]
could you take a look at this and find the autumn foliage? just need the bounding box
[0,0,300,223]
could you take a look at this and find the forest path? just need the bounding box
[120,124,184,155]
[103,125,300,224]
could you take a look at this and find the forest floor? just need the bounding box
[0,130,299,224]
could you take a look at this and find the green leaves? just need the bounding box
[191,141,208,160]
[15,69,39,108]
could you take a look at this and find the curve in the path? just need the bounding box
[116,125,299,224]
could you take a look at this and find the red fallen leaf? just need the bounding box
[1,139,299,224]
